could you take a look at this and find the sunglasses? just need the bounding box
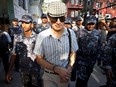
[50,16,65,23]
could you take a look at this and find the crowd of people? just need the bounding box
[0,1,116,87]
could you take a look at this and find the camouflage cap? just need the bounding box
[13,18,18,21]
[85,15,97,24]
[19,15,33,23]
[64,20,71,24]
[47,1,67,17]
[76,16,83,22]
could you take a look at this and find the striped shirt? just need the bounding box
[34,28,78,67]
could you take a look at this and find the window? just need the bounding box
[19,0,25,10]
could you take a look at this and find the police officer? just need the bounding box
[75,16,85,40]
[0,24,11,81]
[8,18,22,48]
[64,19,72,29]
[103,31,116,87]
[6,15,41,87]
[8,18,22,72]
[37,13,50,32]
[75,15,103,87]
[32,21,40,34]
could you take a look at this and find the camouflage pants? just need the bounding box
[20,69,42,87]
[76,64,93,87]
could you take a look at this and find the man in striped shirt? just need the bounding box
[34,1,78,87]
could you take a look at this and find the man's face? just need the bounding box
[112,19,116,26]
[21,22,32,32]
[86,23,95,31]
[49,16,65,32]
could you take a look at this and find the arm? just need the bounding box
[6,54,16,83]
[36,55,71,82]
[68,51,76,68]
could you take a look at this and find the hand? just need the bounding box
[6,72,13,83]
[67,65,73,72]
[106,69,114,81]
[55,66,71,83]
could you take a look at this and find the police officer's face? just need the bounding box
[86,23,95,31]
[64,23,71,28]
[41,18,48,24]
[21,22,32,32]
[12,21,18,26]
[77,20,83,25]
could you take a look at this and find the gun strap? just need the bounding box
[67,29,71,64]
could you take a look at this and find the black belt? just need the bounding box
[44,70,58,75]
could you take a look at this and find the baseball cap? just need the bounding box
[85,15,97,24]
[33,21,37,25]
[19,15,33,23]
[47,1,67,17]
[76,16,83,21]
[13,18,18,21]
[64,20,71,24]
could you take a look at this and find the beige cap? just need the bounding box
[47,1,67,17]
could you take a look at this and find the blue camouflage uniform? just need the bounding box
[8,25,22,48]
[13,31,41,87]
[75,15,103,87]
[0,30,11,75]
[37,23,50,33]
[103,33,116,87]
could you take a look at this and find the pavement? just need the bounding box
[0,59,107,87]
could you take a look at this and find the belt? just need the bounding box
[44,70,58,75]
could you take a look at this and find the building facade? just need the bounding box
[94,0,116,18]
[0,0,43,31]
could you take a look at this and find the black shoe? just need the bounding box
[99,85,108,87]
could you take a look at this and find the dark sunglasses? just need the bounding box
[50,16,65,23]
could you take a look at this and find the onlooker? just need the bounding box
[6,15,41,87]
[71,21,77,32]
[75,15,103,87]
[34,1,78,87]
[107,17,116,39]
[0,24,11,81]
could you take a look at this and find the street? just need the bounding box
[0,60,106,87]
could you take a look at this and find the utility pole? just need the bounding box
[90,0,94,15]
